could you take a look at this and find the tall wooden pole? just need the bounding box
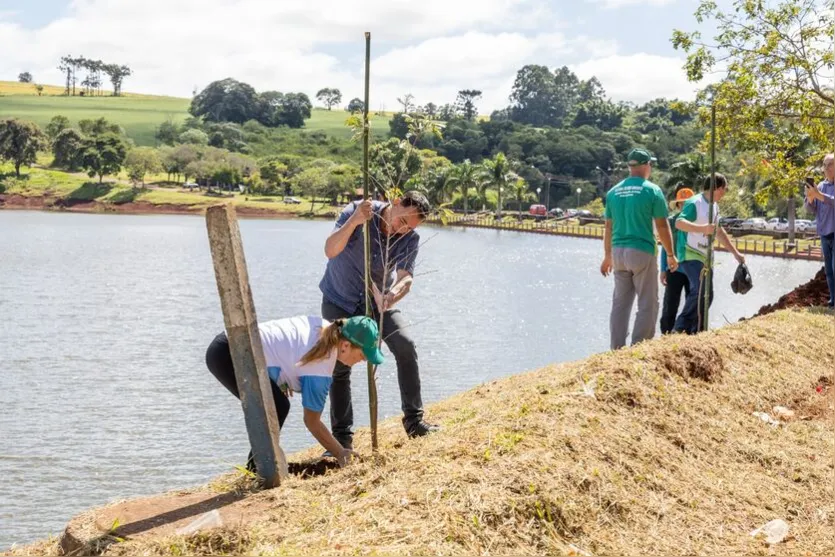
[703,103,717,332]
[362,32,379,451]
[206,204,285,487]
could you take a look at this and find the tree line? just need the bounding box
[55,55,132,97]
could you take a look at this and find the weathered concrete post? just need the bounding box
[206,204,285,488]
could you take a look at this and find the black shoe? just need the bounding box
[405,420,440,438]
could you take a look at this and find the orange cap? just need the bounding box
[671,187,695,209]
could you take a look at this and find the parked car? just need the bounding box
[765,217,788,231]
[809,220,818,234]
[577,210,594,218]
[740,218,767,231]
[565,209,579,218]
[548,207,564,217]
[529,204,547,216]
[283,196,302,204]
[795,219,813,232]
[719,216,742,228]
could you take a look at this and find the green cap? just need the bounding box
[341,316,385,365]
[626,148,657,166]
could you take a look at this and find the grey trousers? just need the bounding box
[321,297,424,446]
[610,247,659,350]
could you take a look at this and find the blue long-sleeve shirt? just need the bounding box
[805,180,835,236]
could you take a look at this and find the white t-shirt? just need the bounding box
[259,316,336,413]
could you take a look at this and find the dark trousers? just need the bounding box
[660,270,690,334]
[822,233,834,308]
[205,333,290,469]
[322,297,424,446]
[674,261,715,334]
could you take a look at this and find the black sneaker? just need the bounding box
[405,420,440,438]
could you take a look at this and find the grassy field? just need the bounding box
[14,309,834,556]
[0,81,392,145]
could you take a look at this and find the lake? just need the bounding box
[0,210,822,549]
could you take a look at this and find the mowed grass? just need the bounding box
[0,81,393,145]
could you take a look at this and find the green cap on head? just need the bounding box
[341,316,385,365]
[626,148,657,166]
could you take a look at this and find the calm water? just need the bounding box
[0,210,822,549]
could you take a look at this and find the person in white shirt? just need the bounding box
[205,315,384,469]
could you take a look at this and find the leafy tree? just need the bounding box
[437,103,457,121]
[179,128,210,145]
[35,84,44,96]
[18,72,33,83]
[79,117,122,136]
[664,153,710,191]
[346,98,364,113]
[155,119,180,146]
[0,118,47,177]
[80,133,128,183]
[396,93,415,113]
[125,147,162,187]
[52,128,86,170]
[275,93,312,128]
[389,112,410,140]
[509,65,560,127]
[293,166,329,212]
[423,103,438,119]
[161,144,200,182]
[552,66,581,124]
[571,99,625,130]
[369,137,424,194]
[45,116,71,142]
[672,0,834,200]
[101,63,131,96]
[316,88,342,110]
[455,90,482,120]
[190,78,260,124]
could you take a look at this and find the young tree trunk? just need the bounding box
[14,162,21,178]
[463,187,468,215]
[99,173,104,183]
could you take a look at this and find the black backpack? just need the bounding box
[731,263,753,295]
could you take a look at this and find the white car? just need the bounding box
[765,217,788,231]
[795,219,813,232]
[741,218,767,231]
[283,196,302,204]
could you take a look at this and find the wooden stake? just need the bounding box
[702,102,717,332]
[362,32,379,452]
[206,204,285,487]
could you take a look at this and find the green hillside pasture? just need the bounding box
[0,95,190,146]
[0,93,393,147]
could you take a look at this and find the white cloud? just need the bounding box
[590,0,676,8]
[571,53,699,103]
[0,0,697,115]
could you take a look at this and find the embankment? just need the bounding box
[8,308,834,556]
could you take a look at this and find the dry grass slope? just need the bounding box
[9,309,835,556]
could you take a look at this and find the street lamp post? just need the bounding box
[536,187,542,204]
[576,187,582,209]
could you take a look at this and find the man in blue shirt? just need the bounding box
[319,191,438,448]
[805,153,835,308]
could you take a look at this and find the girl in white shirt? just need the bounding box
[206,315,384,469]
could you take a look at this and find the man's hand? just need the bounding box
[699,223,717,235]
[735,253,746,265]
[337,448,359,468]
[600,255,613,277]
[371,283,392,312]
[667,254,679,273]
[348,199,373,227]
[660,271,667,286]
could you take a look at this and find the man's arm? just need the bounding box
[654,218,678,271]
[675,218,715,235]
[807,185,835,207]
[372,269,413,312]
[600,219,613,276]
[717,226,745,263]
[324,200,373,259]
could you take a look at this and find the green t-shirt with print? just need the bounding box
[604,177,668,255]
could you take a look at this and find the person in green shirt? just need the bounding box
[673,173,745,334]
[601,148,678,350]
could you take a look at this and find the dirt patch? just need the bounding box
[757,268,830,315]
[288,458,340,478]
[655,344,724,382]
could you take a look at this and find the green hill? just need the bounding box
[0,81,392,146]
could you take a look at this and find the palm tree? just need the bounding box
[422,165,455,207]
[665,153,710,192]
[510,175,533,218]
[483,152,513,218]
[447,159,482,215]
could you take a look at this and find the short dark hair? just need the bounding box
[401,190,431,220]
[703,173,727,191]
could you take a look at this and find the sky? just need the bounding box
[0,0,719,111]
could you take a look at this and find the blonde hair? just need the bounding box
[299,319,346,366]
